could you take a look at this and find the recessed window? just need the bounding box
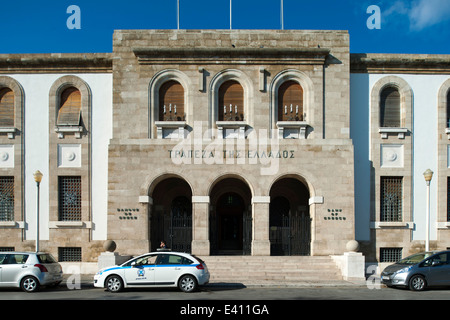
[0,88,14,127]
[380,248,402,262]
[447,90,450,128]
[218,80,244,121]
[57,87,81,126]
[447,177,450,222]
[380,177,403,222]
[159,80,185,121]
[58,176,81,221]
[0,177,14,222]
[58,247,82,262]
[278,80,303,121]
[380,86,401,127]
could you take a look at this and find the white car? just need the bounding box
[94,251,210,293]
[0,252,63,292]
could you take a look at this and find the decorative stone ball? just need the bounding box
[346,240,360,252]
[103,240,116,252]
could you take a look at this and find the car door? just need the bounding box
[426,253,450,286]
[0,254,6,284]
[123,254,157,287]
[154,254,185,285]
[1,254,29,286]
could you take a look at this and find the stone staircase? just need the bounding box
[198,255,343,284]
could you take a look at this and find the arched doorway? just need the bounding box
[269,177,311,256]
[209,178,252,255]
[150,177,192,252]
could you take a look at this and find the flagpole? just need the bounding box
[230,0,232,30]
[281,0,284,30]
[177,0,180,29]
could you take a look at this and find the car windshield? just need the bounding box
[37,254,58,264]
[397,252,434,265]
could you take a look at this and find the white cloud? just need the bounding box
[383,0,450,31]
[383,0,409,17]
[409,0,450,30]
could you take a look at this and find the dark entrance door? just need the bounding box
[269,195,311,256]
[210,192,252,255]
[168,196,192,253]
[150,196,192,253]
[217,193,244,252]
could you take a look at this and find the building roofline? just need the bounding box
[0,53,112,74]
[351,53,450,74]
[1,51,450,75]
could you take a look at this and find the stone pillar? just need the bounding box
[308,196,324,255]
[139,195,152,250]
[191,196,210,256]
[251,196,271,256]
[331,240,366,281]
[97,241,132,270]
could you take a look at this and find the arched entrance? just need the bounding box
[269,177,311,256]
[209,178,252,255]
[150,177,192,252]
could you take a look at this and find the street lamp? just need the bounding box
[423,169,433,252]
[33,170,43,252]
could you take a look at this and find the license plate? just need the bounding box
[381,276,390,281]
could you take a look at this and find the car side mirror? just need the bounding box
[131,261,136,267]
[432,261,443,266]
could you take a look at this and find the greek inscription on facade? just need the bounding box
[168,149,294,159]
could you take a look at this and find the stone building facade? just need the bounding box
[108,30,355,257]
[0,30,449,266]
[351,54,450,263]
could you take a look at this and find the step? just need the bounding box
[198,255,343,282]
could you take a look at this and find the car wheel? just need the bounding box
[106,275,123,293]
[21,276,40,293]
[409,275,426,291]
[179,275,198,293]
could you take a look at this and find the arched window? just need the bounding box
[447,90,450,128]
[380,86,401,127]
[159,80,184,121]
[0,88,14,127]
[278,80,303,121]
[218,80,244,121]
[57,87,81,126]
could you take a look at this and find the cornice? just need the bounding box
[351,53,450,74]
[133,47,331,66]
[0,53,112,74]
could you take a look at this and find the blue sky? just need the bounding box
[1,0,450,54]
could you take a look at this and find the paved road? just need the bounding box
[1,283,446,317]
[1,282,450,300]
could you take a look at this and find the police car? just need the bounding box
[94,251,209,293]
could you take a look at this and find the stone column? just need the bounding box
[191,196,210,256]
[251,196,271,256]
[138,195,152,250]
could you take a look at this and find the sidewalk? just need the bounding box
[64,274,367,288]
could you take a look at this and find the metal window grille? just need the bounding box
[58,247,82,262]
[380,248,402,262]
[58,176,81,221]
[0,247,14,252]
[381,177,402,222]
[447,177,450,222]
[0,177,14,221]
